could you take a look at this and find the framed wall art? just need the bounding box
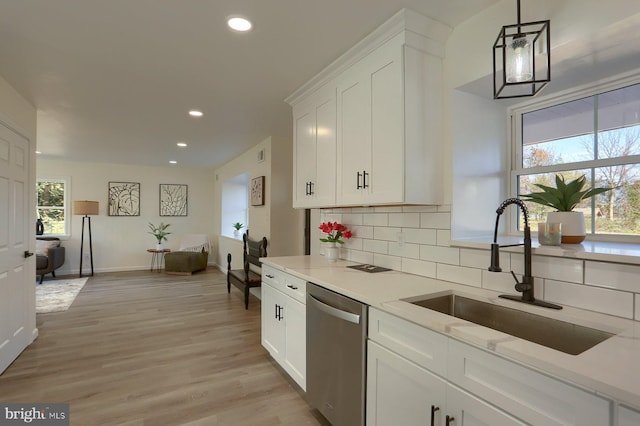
[108,181,140,216]
[251,176,265,206]
[159,184,188,216]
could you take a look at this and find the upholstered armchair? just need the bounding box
[164,234,209,275]
[36,237,66,284]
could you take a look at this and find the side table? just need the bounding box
[147,248,171,272]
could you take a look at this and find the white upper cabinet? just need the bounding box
[286,9,451,208]
[292,84,337,208]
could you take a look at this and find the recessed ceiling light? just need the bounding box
[188,110,203,117]
[227,16,252,32]
[35,150,42,154]
[177,142,188,147]
[169,160,177,164]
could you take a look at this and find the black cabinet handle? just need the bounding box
[430,406,439,426]
[278,305,284,321]
[446,415,455,426]
[363,171,369,188]
[266,274,274,279]
[308,181,314,195]
[357,171,363,189]
[24,251,34,258]
[275,304,278,319]
[286,284,298,290]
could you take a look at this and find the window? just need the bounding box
[221,173,249,238]
[36,177,69,236]
[513,79,640,240]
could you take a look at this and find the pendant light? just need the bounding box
[493,0,550,99]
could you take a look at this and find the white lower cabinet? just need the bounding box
[261,266,306,390]
[367,308,613,426]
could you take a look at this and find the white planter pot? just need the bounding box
[324,242,340,262]
[156,243,164,251]
[547,211,586,244]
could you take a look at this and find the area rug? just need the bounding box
[36,277,88,313]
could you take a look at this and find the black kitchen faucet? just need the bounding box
[488,198,562,310]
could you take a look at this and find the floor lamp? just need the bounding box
[74,200,99,277]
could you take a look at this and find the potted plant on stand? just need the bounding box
[148,222,171,250]
[521,174,612,243]
[319,221,353,262]
[232,222,244,237]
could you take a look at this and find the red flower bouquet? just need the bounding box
[319,221,353,244]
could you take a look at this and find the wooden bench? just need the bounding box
[227,233,268,309]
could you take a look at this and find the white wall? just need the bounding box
[213,136,304,270]
[37,158,216,275]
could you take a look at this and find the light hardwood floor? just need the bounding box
[0,269,326,425]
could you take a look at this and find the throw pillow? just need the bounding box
[35,240,60,256]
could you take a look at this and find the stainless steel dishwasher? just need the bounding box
[306,282,367,426]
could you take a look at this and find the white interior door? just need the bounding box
[0,120,32,374]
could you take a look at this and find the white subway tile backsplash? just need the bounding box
[401,258,437,278]
[403,228,437,245]
[402,205,438,213]
[437,264,482,287]
[347,250,374,264]
[363,213,389,227]
[363,239,388,254]
[321,208,640,321]
[342,213,363,225]
[585,261,640,292]
[374,227,400,241]
[389,242,420,259]
[373,254,402,270]
[544,279,634,319]
[351,225,374,239]
[436,229,451,247]
[420,212,451,229]
[481,270,521,296]
[420,245,460,265]
[389,212,420,227]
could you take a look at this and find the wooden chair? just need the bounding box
[227,232,268,309]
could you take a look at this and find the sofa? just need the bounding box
[36,237,66,284]
[164,234,209,275]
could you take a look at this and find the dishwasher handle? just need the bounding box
[308,294,360,324]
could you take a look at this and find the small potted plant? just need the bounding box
[232,222,244,237]
[521,174,612,243]
[148,222,171,250]
[319,221,353,262]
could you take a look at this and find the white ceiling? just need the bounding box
[0,0,501,169]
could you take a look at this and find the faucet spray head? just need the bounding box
[488,243,502,272]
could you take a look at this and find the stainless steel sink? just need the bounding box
[403,293,614,355]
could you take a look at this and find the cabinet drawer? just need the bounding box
[448,339,611,426]
[368,308,447,377]
[262,265,306,304]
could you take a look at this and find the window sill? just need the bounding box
[451,236,640,266]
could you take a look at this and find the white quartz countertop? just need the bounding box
[262,255,640,410]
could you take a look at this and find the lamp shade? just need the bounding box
[73,200,99,215]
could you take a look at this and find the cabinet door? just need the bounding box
[293,105,316,207]
[446,384,527,426]
[367,40,404,204]
[336,63,370,206]
[367,341,446,426]
[283,296,306,390]
[292,86,337,208]
[261,283,286,362]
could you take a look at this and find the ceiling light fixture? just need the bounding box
[493,0,550,99]
[177,142,188,147]
[169,160,177,164]
[35,150,42,154]
[227,16,252,32]
[188,110,203,117]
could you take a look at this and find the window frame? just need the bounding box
[36,175,71,238]
[509,71,640,243]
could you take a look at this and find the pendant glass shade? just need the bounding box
[506,35,533,83]
[493,0,550,99]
